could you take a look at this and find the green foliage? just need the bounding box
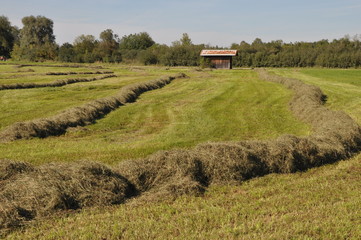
[95,29,121,63]
[58,43,75,62]
[161,34,204,66]
[181,33,192,46]
[4,14,361,67]
[59,29,122,63]
[200,57,214,68]
[73,34,98,63]
[20,16,55,45]
[137,44,169,65]
[0,16,16,58]
[119,32,155,50]
[232,36,361,68]
[118,32,155,63]
[11,15,57,61]
[138,49,159,65]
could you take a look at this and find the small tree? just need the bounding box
[119,32,155,62]
[0,16,18,58]
[73,34,98,63]
[119,32,155,50]
[95,29,121,62]
[58,43,75,62]
[200,57,214,68]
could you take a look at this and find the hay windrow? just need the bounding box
[0,73,187,141]
[0,74,116,90]
[0,161,136,233]
[115,68,361,193]
[0,63,105,69]
[45,71,114,75]
[1,69,361,235]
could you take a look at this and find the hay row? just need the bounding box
[0,74,117,90]
[1,69,361,235]
[0,160,136,233]
[45,71,114,75]
[12,64,104,69]
[116,69,361,193]
[0,73,187,142]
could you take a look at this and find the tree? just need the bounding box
[58,43,75,62]
[0,16,16,58]
[12,15,57,61]
[119,32,155,62]
[20,16,55,46]
[95,29,121,62]
[180,33,192,46]
[73,34,98,63]
[163,34,202,66]
[119,32,155,50]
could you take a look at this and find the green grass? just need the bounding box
[2,66,361,239]
[0,75,162,131]
[0,63,114,84]
[269,68,361,125]
[0,67,308,165]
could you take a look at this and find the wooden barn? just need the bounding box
[200,50,238,69]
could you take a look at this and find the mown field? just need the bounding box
[1,63,361,239]
[0,64,308,165]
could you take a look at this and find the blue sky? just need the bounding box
[2,0,361,47]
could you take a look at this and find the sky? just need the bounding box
[1,0,361,47]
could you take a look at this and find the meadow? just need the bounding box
[0,64,308,165]
[1,63,361,239]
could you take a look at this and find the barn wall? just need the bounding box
[205,56,232,69]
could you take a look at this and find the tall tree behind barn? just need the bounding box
[200,50,238,69]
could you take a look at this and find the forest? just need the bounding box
[1,15,361,68]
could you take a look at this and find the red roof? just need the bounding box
[200,50,238,56]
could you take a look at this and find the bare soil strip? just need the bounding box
[0,74,116,90]
[1,70,360,235]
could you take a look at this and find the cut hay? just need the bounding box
[0,73,187,141]
[0,74,116,90]
[1,69,361,235]
[115,69,361,194]
[0,161,136,235]
[45,71,114,75]
[0,159,34,184]
[11,64,104,69]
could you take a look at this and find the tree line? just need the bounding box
[1,15,361,68]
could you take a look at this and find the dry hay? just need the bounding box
[117,150,208,201]
[1,69,361,235]
[0,74,116,90]
[45,71,114,75]
[115,69,361,194]
[0,159,34,185]
[12,64,103,69]
[0,73,187,141]
[0,161,136,234]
